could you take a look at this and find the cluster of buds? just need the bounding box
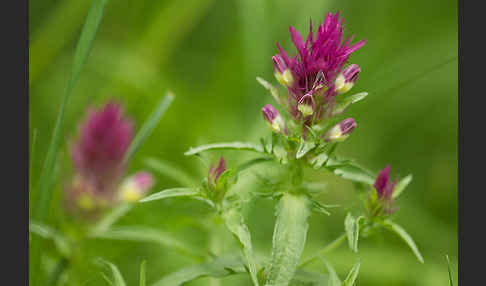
[65,102,154,216]
[367,165,399,217]
[261,12,365,142]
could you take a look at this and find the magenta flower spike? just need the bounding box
[272,12,366,123]
[66,102,134,212]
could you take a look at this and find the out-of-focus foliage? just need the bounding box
[29,0,457,285]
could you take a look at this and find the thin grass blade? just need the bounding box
[124,92,174,164]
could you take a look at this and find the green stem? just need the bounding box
[299,232,347,267]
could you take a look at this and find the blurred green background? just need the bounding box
[29,0,457,285]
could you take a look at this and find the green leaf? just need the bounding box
[139,188,200,203]
[327,160,375,185]
[144,158,196,187]
[89,226,206,261]
[151,256,245,286]
[96,258,127,286]
[30,221,71,257]
[140,260,147,286]
[91,203,133,234]
[124,92,174,164]
[184,142,265,156]
[342,259,361,286]
[310,152,329,169]
[391,174,413,199]
[344,214,363,253]
[31,1,109,283]
[291,270,329,286]
[265,193,311,286]
[296,140,316,159]
[320,257,341,286]
[222,208,260,286]
[332,92,368,115]
[382,220,424,263]
[446,255,455,286]
[256,76,281,104]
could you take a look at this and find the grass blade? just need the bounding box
[184,142,264,156]
[446,255,455,286]
[31,1,110,284]
[123,92,174,164]
[140,260,147,286]
[144,158,196,187]
[96,258,127,286]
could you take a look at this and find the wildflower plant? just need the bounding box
[143,11,424,286]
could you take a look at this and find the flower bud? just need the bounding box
[334,64,360,94]
[119,172,155,202]
[324,118,357,142]
[208,157,226,189]
[373,165,396,200]
[262,104,286,134]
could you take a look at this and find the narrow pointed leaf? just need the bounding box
[97,258,127,286]
[320,257,342,286]
[184,142,264,156]
[391,174,413,199]
[265,193,311,286]
[296,140,316,159]
[332,92,368,115]
[342,259,361,286]
[382,220,424,263]
[222,208,260,286]
[151,256,245,286]
[124,92,174,164]
[256,76,281,104]
[140,188,199,203]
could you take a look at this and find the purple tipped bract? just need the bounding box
[262,104,279,123]
[272,12,365,123]
[342,64,360,84]
[374,165,396,199]
[339,118,357,135]
[209,157,226,187]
